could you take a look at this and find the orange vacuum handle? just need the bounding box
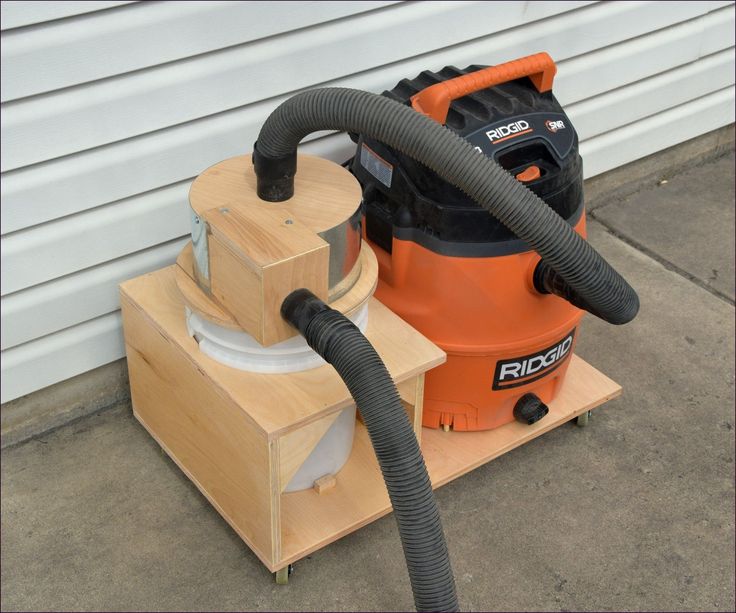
[410,52,557,124]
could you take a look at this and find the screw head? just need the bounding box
[285,219,294,225]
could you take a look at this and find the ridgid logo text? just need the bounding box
[486,120,532,144]
[492,329,576,390]
[545,119,565,133]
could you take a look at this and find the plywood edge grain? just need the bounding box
[268,438,282,565]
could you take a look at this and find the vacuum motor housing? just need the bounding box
[351,63,586,431]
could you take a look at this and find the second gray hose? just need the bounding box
[254,87,639,326]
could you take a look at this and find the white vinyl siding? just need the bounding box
[1,0,734,402]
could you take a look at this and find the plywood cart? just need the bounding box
[120,261,620,584]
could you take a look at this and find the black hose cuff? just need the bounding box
[281,288,330,331]
[533,260,596,315]
[252,141,296,201]
[533,260,637,325]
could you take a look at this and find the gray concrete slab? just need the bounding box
[1,361,130,450]
[584,125,734,210]
[592,151,736,302]
[2,156,735,611]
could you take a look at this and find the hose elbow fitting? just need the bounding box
[252,142,296,201]
[533,260,639,325]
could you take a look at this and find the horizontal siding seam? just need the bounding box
[6,1,697,170]
[580,83,735,144]
[2,2,729,177]
[0,1,409,103]
[0,1,137,32]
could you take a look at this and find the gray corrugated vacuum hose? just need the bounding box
[281,289,459,613]
[254,87,639,325]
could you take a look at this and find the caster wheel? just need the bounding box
[275,564,293,585]
[576,410,591,427]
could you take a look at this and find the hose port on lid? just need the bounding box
[496,141,559,183]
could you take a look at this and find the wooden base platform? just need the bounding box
[279,355,620,567]
[120,265,621,575]
[423,355,620,489]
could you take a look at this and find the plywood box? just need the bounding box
[120,265,444,571]
[204,204,329,346]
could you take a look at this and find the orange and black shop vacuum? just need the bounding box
[253,53,638,610]
[347,53,636,432]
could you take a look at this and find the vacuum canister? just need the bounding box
[351,57,586,431]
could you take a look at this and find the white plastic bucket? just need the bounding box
[186,305,367,491]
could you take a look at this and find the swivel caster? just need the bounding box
[576,410,591,427]
[275,564,293,585]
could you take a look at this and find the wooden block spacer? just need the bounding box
[175,241,378,334]
[313,474,337,494]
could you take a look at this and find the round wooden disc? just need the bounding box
[189,154,362,233]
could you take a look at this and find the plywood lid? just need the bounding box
[189,154,362,233]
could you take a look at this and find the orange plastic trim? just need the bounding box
[410,52,557,125]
